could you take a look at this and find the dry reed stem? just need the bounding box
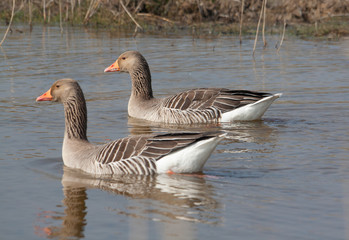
[71,0,75,15]
[262,0,267,48]
[120,0,143,31]
[318,13,349,20]
[277,18,286,54]
[84,0,93,23]
[253,0,264,57]
[48,7,50,22]
[134,0,144,13]
[77,0,81,19]
[0,0,15,46]
[42,0,46,22]
[239,0,244,44]
[84,0,102,24]
[59,0,63,34]
[65,4,69,21]
[28,0,32,26]
[137,13,176,24]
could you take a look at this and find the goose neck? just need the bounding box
[130,65,153,100]
[63,95,88,141]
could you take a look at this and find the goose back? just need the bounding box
[153,89,273,124]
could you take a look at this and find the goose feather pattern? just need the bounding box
[104,51,281,124]
[36,79,225,175]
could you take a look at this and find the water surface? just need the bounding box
[0,25,349,240]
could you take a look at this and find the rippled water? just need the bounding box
[0,25,349,240]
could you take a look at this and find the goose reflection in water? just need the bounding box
[34,185,87,239]
[34,166,220,239]
[127,116,278,149]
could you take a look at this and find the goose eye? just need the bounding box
[56,85,60,88]
[122,57,126,60]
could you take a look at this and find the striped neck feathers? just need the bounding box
[63,91,88,141]
[130,60,153,100]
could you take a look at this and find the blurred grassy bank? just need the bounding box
[0,0,348,38]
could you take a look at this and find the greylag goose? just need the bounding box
[104,51,282,124]
[36,79,225,175]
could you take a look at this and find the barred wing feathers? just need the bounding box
[94,133,217,174]
[163,88,271,113]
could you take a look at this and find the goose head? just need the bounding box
[104,51,148,74]
[36,78,81,103]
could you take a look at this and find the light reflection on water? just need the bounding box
[0,25,349,239]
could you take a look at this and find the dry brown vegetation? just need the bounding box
[0,0,348,37]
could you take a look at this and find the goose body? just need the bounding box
[36,79,224,175]
[104,51,281,124]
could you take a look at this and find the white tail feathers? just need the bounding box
[221,93,282,122]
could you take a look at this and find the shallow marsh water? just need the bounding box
[0,25,349,240]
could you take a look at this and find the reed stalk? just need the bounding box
[48,7,51,23]
[77,0,81,20]
[84,0,94,23]
[71,0,75,15]
[66,4,69,21]
[253,0,264,57]
[120,0,143,31]
[0,0,15,46]
[239,0,244,44]
[84,0,101,24]
[59,0,63,34]
[262,0,267,48]
[70,0,75,22]
[137,13,176,24]
[277,18,286,54]
[28,0,32,27]
[42,0,46,22]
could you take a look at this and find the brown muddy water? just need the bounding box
[0,25,349,240]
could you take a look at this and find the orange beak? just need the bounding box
[104,60,120,72]
[36,88,53,102]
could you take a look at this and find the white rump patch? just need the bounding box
[221,93,282,122]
